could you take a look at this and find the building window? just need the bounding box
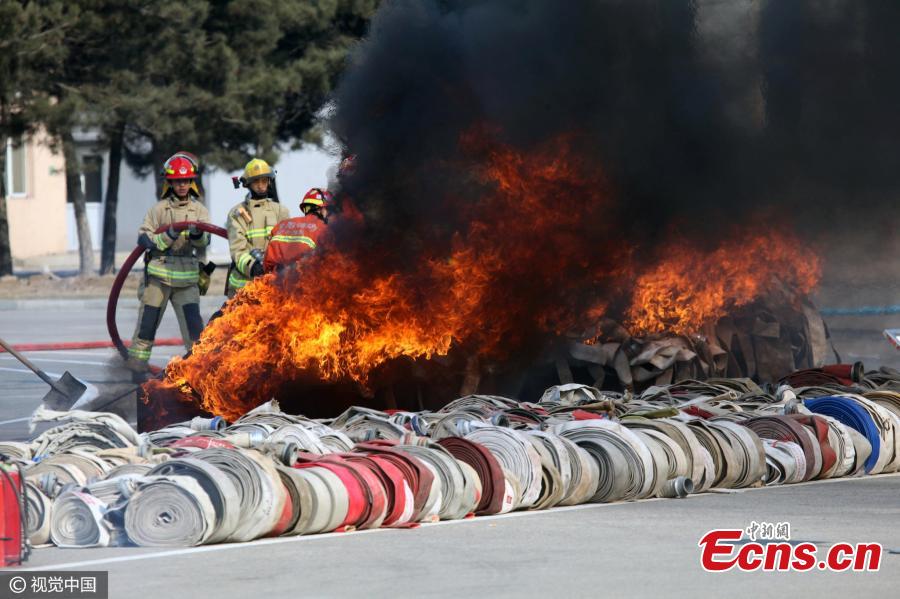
[68,154,103,203]
[82,155,103,203]
[5,137,27,196]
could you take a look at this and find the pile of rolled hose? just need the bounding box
[6,375,900,550]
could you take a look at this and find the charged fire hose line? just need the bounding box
[124,475,217,547]
[106,221,228,360]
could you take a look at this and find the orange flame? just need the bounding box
[624,231,821,336]
[148,135,615,420]
[146,134,821,420]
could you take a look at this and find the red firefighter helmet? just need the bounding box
[163,155,198,180]
[300,188,333,213]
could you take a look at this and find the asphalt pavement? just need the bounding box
[1,302,899,598]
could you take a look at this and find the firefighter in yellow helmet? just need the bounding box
[225,158,290,297]
[126,153,210,372]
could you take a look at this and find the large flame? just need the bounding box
[145,135,821,420]
[624,232,821,336]
[148,136,616,419]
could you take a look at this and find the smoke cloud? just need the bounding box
[330,0,900,252]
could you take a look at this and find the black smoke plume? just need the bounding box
[330,0,900,256]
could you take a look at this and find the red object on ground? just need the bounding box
[1,467,24,567]
[0,339,182,354]
[572,409,605,421]
[168,437,236,450]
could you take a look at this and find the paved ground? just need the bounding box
[11,474,900,598]
[2,302,900,597]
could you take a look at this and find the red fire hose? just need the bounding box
[106,221,228,360]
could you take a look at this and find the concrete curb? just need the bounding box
[0,296,227,311]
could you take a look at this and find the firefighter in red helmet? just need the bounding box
[126,153,210,372]
[264,188,332,272]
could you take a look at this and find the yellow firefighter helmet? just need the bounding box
[242,158,275,184]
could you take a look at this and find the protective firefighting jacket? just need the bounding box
[263,214,328,272]
[139,196,210,287]
[227,196,290,292]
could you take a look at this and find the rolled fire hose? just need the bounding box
[295,458,368,531]
[686,421,732,488]
[366,456,416,526]
[266,424,330,455]
[554,420,654,502]
[816,414,856,478]
[710,420,767,488]
[556,436,599,506]
[0,442,32,460]
[354,441,437,522]
[525,431,573,498]
[804,396,886,474]
[340,414,408,442]
[147,457,240,544]
[124,475,217,547]
[399,444,473,520]
[786,414,838,479]
[429,412,489,440]
[745,415,824,481]
[437,437,511,515]
[295,465,351,534]
[523,436,566,509]
[633,428,690,482]
[106,221,228,360]
[761,439,806,485]
[629,430,667,499]
[624,418,709,492]
[337,455,389,529]
[50,490,111,548]
[464,427,543,510]
[193,448,285,542]
[24,482,52,546]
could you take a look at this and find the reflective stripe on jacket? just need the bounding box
[226,196,290,290]
[263,215,327,272]
[139,196,210,288]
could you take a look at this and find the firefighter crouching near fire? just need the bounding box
[226,158,290,296]
[263,188,332,272]
[126,153,211,372]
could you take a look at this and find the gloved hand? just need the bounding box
[138,233,155,250]
[249,248,264,263]
[188,224,203,239]
[250,261,265,278]
[166,224,179,240]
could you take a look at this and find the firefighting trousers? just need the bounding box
[128,278,204,362]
